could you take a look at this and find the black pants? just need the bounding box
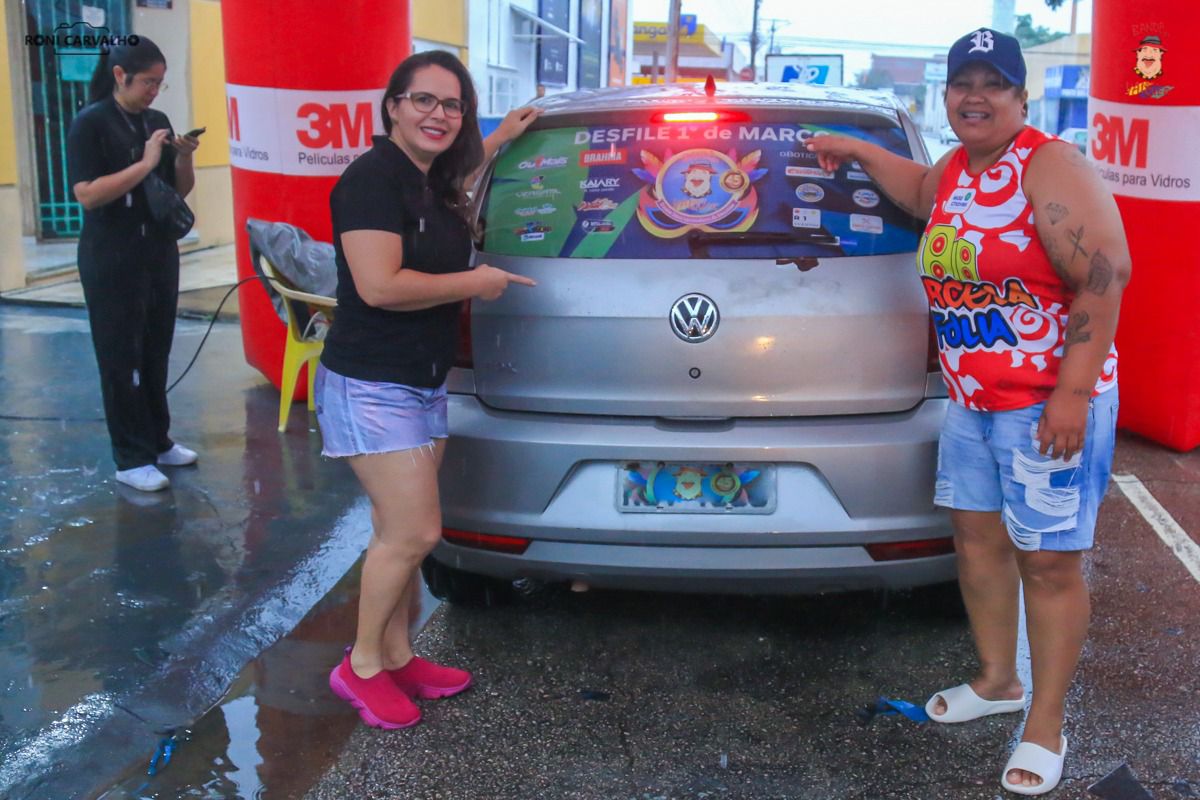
[78,226,180,471]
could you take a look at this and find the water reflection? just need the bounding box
[99,563,443,799]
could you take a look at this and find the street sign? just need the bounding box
[765,54,844,86]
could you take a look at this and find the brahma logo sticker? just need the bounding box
[1127,35,1173,100]
[634,147,767,238]
[579,148,627,167]
[518,155,569,169]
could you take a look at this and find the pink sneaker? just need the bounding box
[329,650,421,729]
[388,656,473,699]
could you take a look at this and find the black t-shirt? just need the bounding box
[321,135,473,387]
[66,96,177,240]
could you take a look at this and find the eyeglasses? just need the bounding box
[135,76,167,92]
[395,91,464,118]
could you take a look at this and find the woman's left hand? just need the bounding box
[172,133,200,157]
[1036,388,1090,461]
[495,106,542,145]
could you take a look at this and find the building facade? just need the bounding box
[1,0,632,291]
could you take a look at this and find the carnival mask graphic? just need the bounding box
[634,147,767,239]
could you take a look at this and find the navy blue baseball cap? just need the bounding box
[947,27,1026,87]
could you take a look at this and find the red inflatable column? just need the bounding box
[220,4,410,395]
[1090,1,1200,449]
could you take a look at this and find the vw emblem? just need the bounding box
[670,293,719,343]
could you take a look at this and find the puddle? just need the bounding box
[97,562,439,800]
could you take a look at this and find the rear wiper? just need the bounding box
[686,230,840,257]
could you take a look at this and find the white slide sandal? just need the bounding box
[924,683,1027,723]
[1001,735,1067,795]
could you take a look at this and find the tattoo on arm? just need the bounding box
[1066,225,1089,263]
[1064,311,1092,354]
[1071,388,1091,397]
[1045,202,1069,225]
[1086,250,1114,295]
[1041,235,1076,288]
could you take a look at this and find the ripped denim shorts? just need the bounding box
[314,364,448,459]
[934,387,1119,552]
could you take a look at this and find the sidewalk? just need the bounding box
[2,241,241,319]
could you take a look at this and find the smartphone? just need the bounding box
[184,127,206,138]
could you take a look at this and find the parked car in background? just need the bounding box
[425,82,954,605]
[1058,126,1088,154]
[938,124,959,145]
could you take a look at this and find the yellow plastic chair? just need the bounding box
[254,250,337,432]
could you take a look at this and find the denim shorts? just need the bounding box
[314,364,448,458]
[934,388,1118,552]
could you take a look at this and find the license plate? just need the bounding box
[617,461,776,513]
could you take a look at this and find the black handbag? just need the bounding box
[115,105,195,240]
[142,170,195,240]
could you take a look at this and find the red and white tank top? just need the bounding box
[919,126,1118,411]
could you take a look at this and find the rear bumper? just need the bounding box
[436,392,953,593]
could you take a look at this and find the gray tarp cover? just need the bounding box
[246,218,337,324]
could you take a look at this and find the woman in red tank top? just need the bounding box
[809,28,1130,796]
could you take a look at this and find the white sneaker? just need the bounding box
[115,465,171,492]
[157,443,198,466]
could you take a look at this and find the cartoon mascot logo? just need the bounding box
[1128,35,1173,100]
[634,148,767,239]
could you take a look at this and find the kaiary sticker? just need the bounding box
[1127,35,1173,100]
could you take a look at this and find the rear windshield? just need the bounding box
[480,111,921,259]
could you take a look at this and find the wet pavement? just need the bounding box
[307,434,1200,800]
[3,299,1199,800]
[0,304,371,800]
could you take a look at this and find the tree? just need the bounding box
[1014,13,1065,48]
[1043,0,1066,8]
[856,67,895,90]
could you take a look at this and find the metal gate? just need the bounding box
[26,0,130,238]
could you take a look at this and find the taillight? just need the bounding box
[455,300,472,368]
[866,537,955,562]
[442,528,531,555]
[927,320,940,374]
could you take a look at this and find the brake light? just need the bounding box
[652,110,750,124]
[866,537,955,562]
[443,528,531,555]
[455,300,472,369]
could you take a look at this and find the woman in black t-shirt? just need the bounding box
[66,38,202,493]
[320,51,539,729]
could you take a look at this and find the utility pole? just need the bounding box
[749,0,762,80]
[763,18,788,55]
[665,0,682,84]
[1070,0,1080,35]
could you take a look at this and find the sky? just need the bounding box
[630,0,1093,80]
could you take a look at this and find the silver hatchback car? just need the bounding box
[424,82,954,604]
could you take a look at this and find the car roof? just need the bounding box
[529,82,906,118]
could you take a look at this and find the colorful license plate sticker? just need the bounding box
[618,462,776,513]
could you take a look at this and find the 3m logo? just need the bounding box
[296,102,373,148]
[227,96,240,142]
[1091,113,1148,169]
